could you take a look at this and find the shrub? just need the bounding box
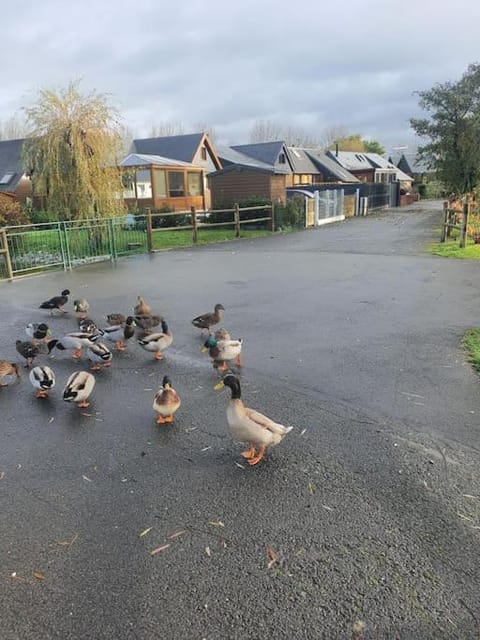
[209,197,272,227]
[274,199,304,230]
[151,205,190,229]
[0,195,29,227]
[29,210,60,225]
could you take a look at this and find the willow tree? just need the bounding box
[23,82,125,220]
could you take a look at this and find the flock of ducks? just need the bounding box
[0,290,293,466]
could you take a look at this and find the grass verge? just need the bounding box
[463,329,480,371]
[429,237,480,259]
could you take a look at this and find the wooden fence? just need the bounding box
[440,200,471,248]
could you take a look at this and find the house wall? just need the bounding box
[350,169,375,182]
[124,195,205,212]
[209,169,286,207]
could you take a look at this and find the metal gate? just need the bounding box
[4,216,148,278]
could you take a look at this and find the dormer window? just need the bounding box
[278,153,286,164]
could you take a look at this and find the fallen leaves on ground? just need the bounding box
[32,571,45,580]
[208,521,225,528]
[150,543,170,556]
[49,533,79,548]
[167,529,188,540]
[266,546,280,569]
[139,527,153,538]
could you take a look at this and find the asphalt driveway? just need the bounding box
[1,202,479,639]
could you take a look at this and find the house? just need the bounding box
[286,147,359,185]
[120,153,207,212]
[210,141,358,207]
[0,139,32,204]
[130,133,221,209]
[327,150,413,188]
[394,152,435,182]
[210,143,290,207]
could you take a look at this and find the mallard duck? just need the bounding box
[192,303,225,333]
[0,361,20,387]
[214,328,231,340]
[63,371,96,408]
[134,314,162,333]
[78,317,99,335]
[214,374,293,466]
[138,319,173,360]
[152,375,181,424]
[134,296,152,316]
[29,366,55,398]
[87,342,113,371]
[203,336,243,371]
[39,289,70,315]
[99,316,137,351]
[106,313,126,326]
[25,323,51,344]
[16,340,39,367]
[47,332,98,360]
[73,298,90,319]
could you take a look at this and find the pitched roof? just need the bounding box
[207,164,283,178]
[231,141,287,166]
[365,153,413,181]
[301,149,360,183]
[131,133,205,164]
[326,150,374,171]
[216,145,289,173]
[285,147,318,173]
[0,138,27,193]
[119,153,197,168]
[394,152,433,175]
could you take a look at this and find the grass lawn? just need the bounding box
[152,227,271,250]
[429,236,480,259]
[5,225,274,274]
[463,329,480,372]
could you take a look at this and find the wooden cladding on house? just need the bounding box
[209,169,286,208]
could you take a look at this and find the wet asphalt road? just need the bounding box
[1,202,479,639]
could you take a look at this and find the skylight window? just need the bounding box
[0,171,14,185]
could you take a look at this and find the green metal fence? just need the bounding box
[1,205,274,280]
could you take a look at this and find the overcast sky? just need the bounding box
[1,0,480,154]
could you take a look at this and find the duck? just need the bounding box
[87,342,113,371]
[39,289,70,315]
[0,361,20,387]
[106,313,126,327]
[192,303,225,333]
[15,340,39,367]
[134,314,162,334]
[47,332,98,360]
[25,323,51,344]
[138,319,173,360]
[134,296,152,316]
[73,298,90,319]
[29,366,55,398]
[99,316,137,351]
[63,371,96,408]
[203,336,243,372]
[214,374,293,466]
[77,317,99,335]
[152,375,181,424]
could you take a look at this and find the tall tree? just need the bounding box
[23,82,124,220]
[411,63,480,195]
[248,119,319,146]
[363,140,386,155]
[149,121,185,137]
[0,115,30,140]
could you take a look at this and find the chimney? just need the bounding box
[335,142,339,157]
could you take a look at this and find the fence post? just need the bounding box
[440,201,448,243]
[459,201,469,248]
[108,217,117,261]
[191,206,198,243]
[270,204,275,232]
[62,221,72,270]
[146,208,153,253]
[0,229,13,281]
[234,203,240,238]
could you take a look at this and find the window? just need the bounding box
[153,169,167,197]
[0,171,14,185]
[168,171,185,197]
[136,169,152,199]
[187,172,202,196]
[201,146,207,161]
[278,153,286,164]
